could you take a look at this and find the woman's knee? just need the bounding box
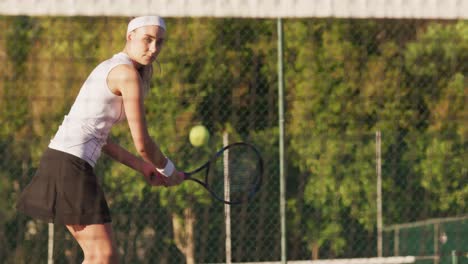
[83,246,118,264]
[98,246,118,262]
[66,223,118,263]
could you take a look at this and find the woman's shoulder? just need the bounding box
[99,52,132,68]
[111,52,134,65]
[104,52,138,80]
[107,63,140,90]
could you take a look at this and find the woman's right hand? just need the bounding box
[162,170,185,186]
[146,169,185,187]
[141,162,167,186]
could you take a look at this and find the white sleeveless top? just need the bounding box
[49,52,133,167]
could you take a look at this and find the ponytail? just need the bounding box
[139,64,153,96]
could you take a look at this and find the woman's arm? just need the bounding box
[108,64,166,166]
[107,64,184,185]
[102,139,167,186]
[102,139,146,172]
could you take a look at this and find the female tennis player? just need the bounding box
[17,16,183,263]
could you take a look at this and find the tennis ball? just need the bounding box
[189,125,210,147]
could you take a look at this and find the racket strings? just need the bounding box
[209,145,261,203]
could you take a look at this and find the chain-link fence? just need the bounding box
[0,17,466,264]
[383,216,468,264]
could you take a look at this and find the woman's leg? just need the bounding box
[66,223,119,264]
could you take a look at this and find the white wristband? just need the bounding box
[157,158,175,177]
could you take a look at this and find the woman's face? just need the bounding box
[127,25,165,66]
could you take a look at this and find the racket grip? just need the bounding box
[150,172,162,181]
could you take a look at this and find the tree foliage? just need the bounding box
[0,17,466,262]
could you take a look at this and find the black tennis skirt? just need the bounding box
[17,147,111,225]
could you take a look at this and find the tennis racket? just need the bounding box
[184,142,263,205]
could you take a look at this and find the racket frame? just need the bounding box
[184,142,263,205]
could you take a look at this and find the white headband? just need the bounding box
[127,16,166,35]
